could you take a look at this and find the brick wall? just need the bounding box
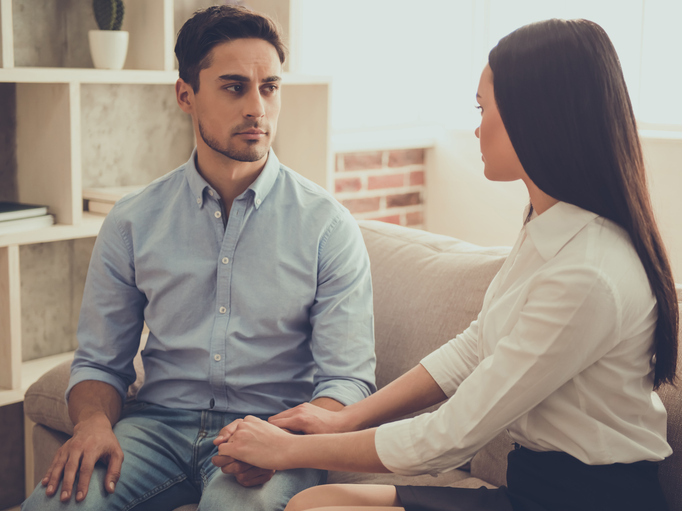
[334,148,425,229]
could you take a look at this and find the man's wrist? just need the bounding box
[73,410,114,430]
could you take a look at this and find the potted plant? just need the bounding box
[88,0,128,70]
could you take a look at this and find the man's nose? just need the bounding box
[474,126,480,139]
[244,88,265,118]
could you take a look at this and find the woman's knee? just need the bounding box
[285,485,331,511]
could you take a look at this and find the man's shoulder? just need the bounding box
[114,165,188,217]
[276,163,346,217]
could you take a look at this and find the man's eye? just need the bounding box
[263,85,279,93]
[475,105,483,114]
[225,84,243,93]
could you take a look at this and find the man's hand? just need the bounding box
[42,413,123,502]
[212,420,275,487]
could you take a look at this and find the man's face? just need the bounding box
[191,38,282,163]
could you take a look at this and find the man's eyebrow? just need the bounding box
[217,74,282,83]
[218,74,250,82]
[476,93,482,99]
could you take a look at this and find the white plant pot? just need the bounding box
[88,30,129,70]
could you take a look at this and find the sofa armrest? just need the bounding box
[24,360,75,435]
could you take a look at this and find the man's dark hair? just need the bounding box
[175,5,287,92]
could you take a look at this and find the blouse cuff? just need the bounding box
[375,419,438,476]
[420,352,459,397]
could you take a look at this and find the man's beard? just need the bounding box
[198,120,271,162]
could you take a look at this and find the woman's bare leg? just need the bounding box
[285,484,404,511]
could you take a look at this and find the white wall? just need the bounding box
[426,131,682,283]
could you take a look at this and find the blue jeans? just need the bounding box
[22,403,325,511]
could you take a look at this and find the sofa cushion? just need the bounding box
[655,290,682,510]
[358,220,508,393]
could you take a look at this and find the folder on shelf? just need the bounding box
[0,201,49,222]
[0,214,54,236]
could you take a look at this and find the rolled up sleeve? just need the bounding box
[309,212,376,405]
[67,206,147,404]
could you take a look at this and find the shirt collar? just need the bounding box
[184,148,280,210]
[246,148,279,209]
[525,201,598,261]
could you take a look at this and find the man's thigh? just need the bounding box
[197,468,326,511]
[22,403,201,511]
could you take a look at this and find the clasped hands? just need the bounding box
[211,402,345,485]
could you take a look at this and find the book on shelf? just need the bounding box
[86,200,115,216]
[83,185,144,215]
[0,201,49,222]
[0,214,54,236]
[83,185,144,203]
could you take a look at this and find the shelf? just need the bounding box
[0,67,329,85]
[0,351,74,407]
[0,67,179,84]
[0,213,103,247]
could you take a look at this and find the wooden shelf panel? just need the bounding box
[0,67,329,85]
[0,213,103,248]
[0,350,74,407]
[0,67,179,84]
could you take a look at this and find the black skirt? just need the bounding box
[395,445,668,511]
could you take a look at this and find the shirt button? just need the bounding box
[222,257,229,264]
[196,198,202,204]
[214,354,221,361]
[219,306,227,314]
[255,198,262,206]
[214,211,221,218]
[208,190,214,196]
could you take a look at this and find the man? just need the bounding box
[22,5,375,511]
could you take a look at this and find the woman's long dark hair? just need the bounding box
[488,19,678,388]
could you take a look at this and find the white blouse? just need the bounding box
[375,202,672,476]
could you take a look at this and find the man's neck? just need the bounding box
[195,146,268,208]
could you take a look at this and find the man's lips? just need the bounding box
[236,129,267,135]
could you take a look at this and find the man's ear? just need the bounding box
[176,78,194,114]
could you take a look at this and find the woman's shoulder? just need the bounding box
[551,215,655,320]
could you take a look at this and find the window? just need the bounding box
[296,0,682,133]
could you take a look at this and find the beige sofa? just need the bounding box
[24,220,682,510]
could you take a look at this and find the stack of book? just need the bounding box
[0,202,54,236]
[84,186,144,215]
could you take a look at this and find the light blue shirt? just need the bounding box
[68,149,376,414]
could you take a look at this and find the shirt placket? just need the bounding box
[207,194,248,411]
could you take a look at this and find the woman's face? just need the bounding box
[475,65,525,182]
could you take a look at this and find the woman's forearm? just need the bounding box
[343,364,447,430]
[217,417,391,473]
[288,429,390,473]
[270,363,447,435]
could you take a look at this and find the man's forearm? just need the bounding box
[68,380,123,427]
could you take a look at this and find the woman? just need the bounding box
[212,19,678,511]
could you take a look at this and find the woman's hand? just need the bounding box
[212,416,298,471]
[268,402,354,434]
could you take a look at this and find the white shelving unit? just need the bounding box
[0,2,330,501]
